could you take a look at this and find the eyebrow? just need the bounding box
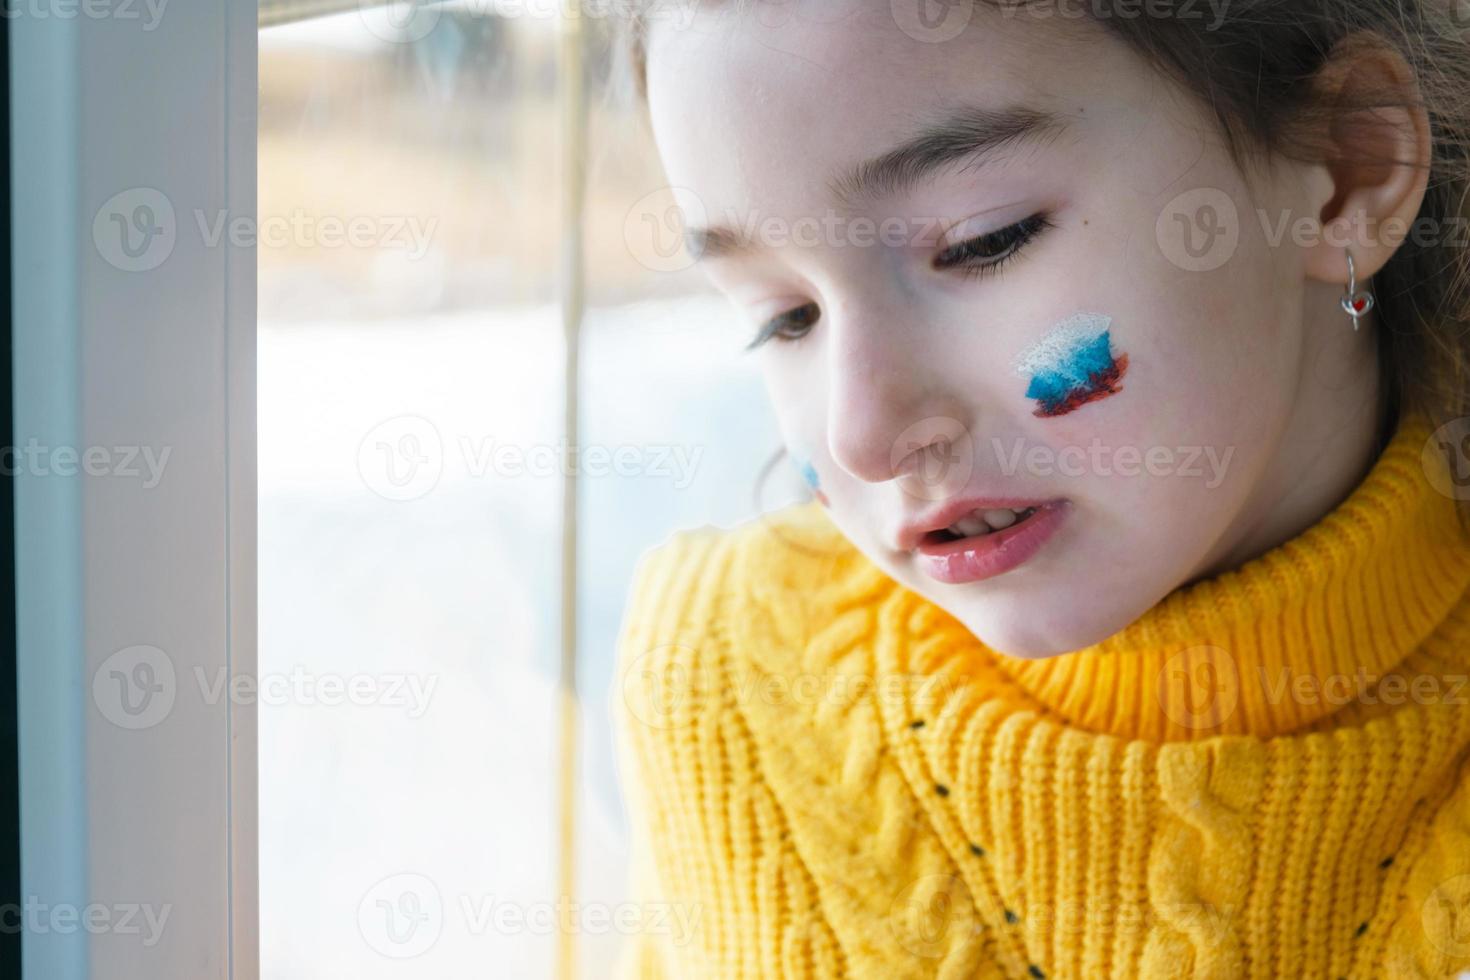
[684,103,1071,262]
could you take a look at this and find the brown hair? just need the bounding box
[612,0,1470,497]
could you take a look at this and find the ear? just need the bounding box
[1298,33,1433,290]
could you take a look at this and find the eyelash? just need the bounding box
[746,211,1053,350]
[937,211,1053,280]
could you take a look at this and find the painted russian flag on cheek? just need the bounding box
[1014,313,1130,418]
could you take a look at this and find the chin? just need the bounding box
[943,589,1150,660]
[957,617,1091,660]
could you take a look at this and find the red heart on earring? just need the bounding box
[1352,297,1369,313]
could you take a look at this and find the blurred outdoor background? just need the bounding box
[257,5,802,977]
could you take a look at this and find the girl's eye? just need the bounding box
[744,212,1049,350]
[934,212,1052,281]
[746,301,820,351]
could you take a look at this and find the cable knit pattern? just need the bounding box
[612,414,1470,978]
[1141,739,1262,977]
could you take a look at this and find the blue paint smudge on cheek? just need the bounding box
[792,453,830,506]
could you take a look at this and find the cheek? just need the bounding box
[998,265,1286,539]
[1027,202,1295,461]
[1123,170,1300,452]
[763,360,833,506]
[1135,239,1297,454]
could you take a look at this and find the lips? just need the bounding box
[902,499,1070,585]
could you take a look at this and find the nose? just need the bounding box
[823,298,973,490]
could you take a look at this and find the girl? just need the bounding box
[610,1,1470,976]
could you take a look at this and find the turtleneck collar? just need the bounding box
[975,411,1470,741]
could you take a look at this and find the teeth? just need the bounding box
[951,516,990,537]
[943,506,1039,538]
[983,508,1017,530]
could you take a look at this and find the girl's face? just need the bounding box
[644,3,1368,657]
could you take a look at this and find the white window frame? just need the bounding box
[11,3,258,978]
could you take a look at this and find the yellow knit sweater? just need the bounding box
[612,413,1470,979]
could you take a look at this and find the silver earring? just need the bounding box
[1340,251,1375,330]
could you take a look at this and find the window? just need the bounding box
[258,6,795,976]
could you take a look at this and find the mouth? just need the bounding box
[921,505,1042,545]
[910,501,1069,585]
